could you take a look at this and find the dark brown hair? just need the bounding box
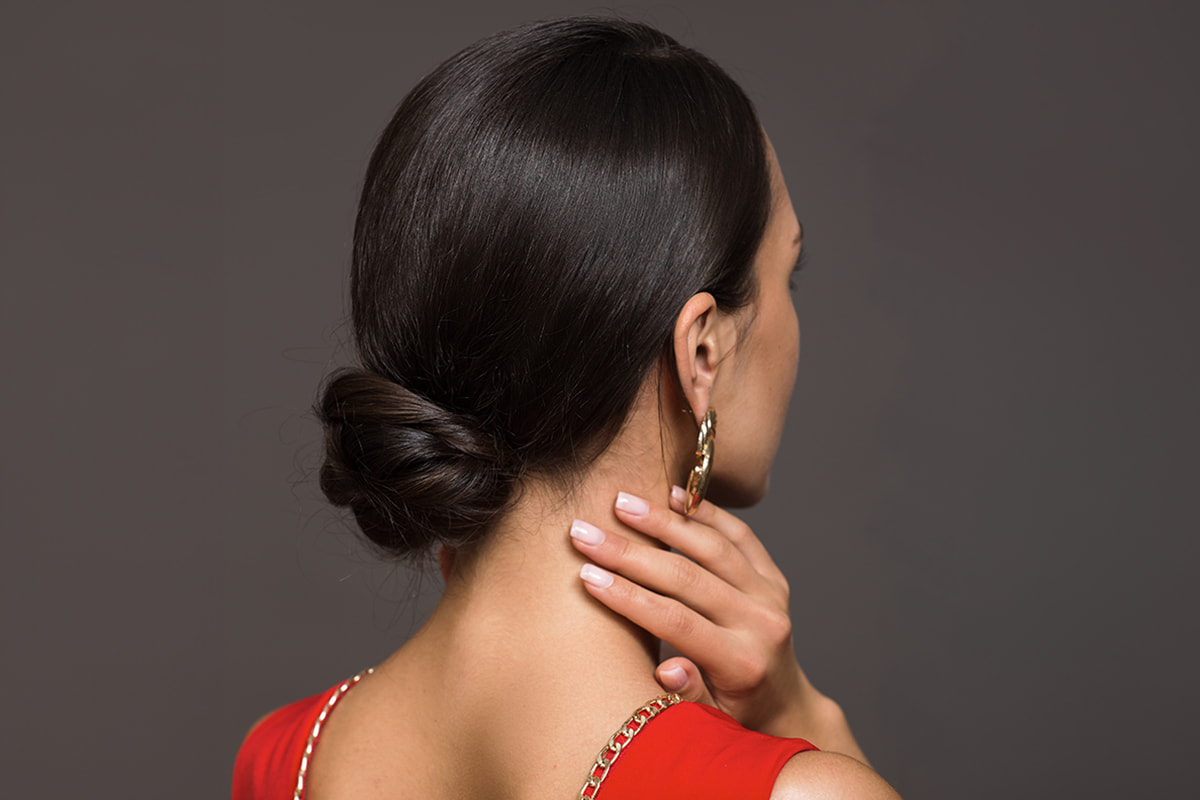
[317,17,771,561]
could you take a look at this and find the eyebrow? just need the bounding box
[794,220,804,245]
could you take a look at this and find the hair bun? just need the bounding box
[316,368,515,559]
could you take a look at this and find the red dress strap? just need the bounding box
[233,689,330,800]
[233,680,816,800]
[232,670,372,800]
[595,701,819,800]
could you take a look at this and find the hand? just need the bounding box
[571,487,867,760]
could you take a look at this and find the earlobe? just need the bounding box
[672,292,731,427]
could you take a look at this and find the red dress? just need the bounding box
[232,671,818,800]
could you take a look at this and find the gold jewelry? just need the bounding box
[684,408,716,516]
[579,694,682,798]
[294,668,374,800]
[287,668,672,800]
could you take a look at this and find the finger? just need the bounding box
[577,562,733,659]
[571,519,744,624]
[668,486,787,586]
[656,657,716,707]
[613,492,765,592]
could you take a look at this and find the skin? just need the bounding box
[571,137,900,797]
[272,136,899,800]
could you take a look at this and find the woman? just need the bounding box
[234,16,900,800]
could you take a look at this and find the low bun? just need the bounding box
[316,368,518,559]
[316,18,770,561]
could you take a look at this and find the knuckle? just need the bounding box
[669,556,703,592]
[649,505,674,531]
[605,575,634,601]
[764,611,792,647]
[728,519,754,544]
[661,601,696,638]
[731,648,767,681]
[710,536,737,566]
[607,532,635,561]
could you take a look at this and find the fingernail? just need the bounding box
[670,485,687,509]
[659,665,687,690]
[580,564,614,588]
[615,491,649,516]
[570,519,605,546]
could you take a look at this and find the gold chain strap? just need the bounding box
[291,671,675,800]
[578,693,682,799]
[294,668,374,800]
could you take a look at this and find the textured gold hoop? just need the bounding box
[684,408,716,516]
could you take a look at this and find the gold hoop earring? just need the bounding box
[684,408,716,516]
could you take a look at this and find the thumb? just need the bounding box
[656,657,715,706]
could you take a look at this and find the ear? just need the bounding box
[672,292,737,427]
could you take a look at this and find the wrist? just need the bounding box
[790,694,870,765]
[753,665,826,737]
[758,668,868,762]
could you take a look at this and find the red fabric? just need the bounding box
[596,701,817,799]
[232,687,335,800]
[232,682,818,800]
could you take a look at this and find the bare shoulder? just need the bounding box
[770,751,902,800]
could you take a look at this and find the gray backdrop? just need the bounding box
[3,1,1197,797]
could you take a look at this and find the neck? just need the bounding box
[387,419,693,722]
[359,380,699,794]
[420,474,671,686]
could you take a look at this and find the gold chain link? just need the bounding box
[578,693,682,799]
[291,670,676,800]
[294,668,374,800]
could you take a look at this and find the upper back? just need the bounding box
[233,673,822,800]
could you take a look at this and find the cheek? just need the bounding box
[754,303,799,439]
[777,302,801,391]
[790,310,800,374]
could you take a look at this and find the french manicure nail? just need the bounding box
[670,485,687,509]
[580,564,614,588]
[660,665,687,690]
[616,491,650,516]
[570,519,605,546]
